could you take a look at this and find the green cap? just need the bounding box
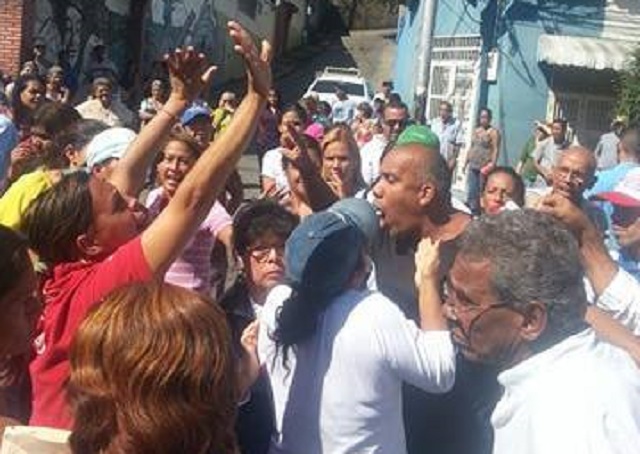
[395,125,440,149]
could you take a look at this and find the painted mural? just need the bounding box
[144,0,278,86]
[33,0,133,97]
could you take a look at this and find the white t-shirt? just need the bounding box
[258,285,455,454]
[359,134,388,187]
[261,147,290,192]
[492,329,640,454]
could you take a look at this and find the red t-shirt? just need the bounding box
[29,236,152,429]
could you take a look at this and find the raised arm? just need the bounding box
[414,237,448,331]
[109,50,216,198]
[538,193,618,296]
[282,124,338,211]
[141,22,272,275]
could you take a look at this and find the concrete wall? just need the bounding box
[487,0,607,165]
[393,0,625,165]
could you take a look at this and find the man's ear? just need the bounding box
[519,301,547,342]
[76,232,104,259]
[417,181,437,208]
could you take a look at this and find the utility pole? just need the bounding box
[414,0,438,124]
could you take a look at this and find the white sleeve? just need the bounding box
[257,285,292,366]
[371,294,455,393]
[595,269,640,335]
[261,148,282,179]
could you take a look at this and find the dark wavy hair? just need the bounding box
[232,199,298,256]
[22,171,94,265]
[10,74,44,130]
[68,282,238,454]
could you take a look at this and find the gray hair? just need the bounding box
[459,210,587,336]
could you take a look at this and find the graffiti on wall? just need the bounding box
[146,0,230,76]
[33,0,132,89]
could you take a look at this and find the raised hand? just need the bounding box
[281,124,315,172]
[164,47,217,104]
[414,237,441,290]
[537,192,592,237]
[228,21,272,97]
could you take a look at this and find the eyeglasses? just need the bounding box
[248,245,285,263]
[446,301,519,341]
[446,301,512,320]
[384,118,407,129]
[554,166,588,185]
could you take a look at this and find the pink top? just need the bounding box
[146,188,232,295]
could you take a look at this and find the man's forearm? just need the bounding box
[418,278,447,331]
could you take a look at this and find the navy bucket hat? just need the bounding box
[284,211,365,292]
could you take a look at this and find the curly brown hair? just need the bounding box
[68,282,239,454]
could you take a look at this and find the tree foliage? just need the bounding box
[617,46,640,125]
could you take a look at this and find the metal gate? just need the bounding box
[426,36,482,191]
[553,93,617,150]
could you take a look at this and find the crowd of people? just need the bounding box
[0,20,639,454]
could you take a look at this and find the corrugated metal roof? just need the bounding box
[537,34,638,71]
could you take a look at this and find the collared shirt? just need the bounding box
[429,116,464,161]
[75,99,135,128]
[595,131,620,170]
[258,285,455,454]
[493,328,640,454]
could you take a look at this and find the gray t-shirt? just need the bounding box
[533,137,569,170]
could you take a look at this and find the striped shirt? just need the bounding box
[146,188,232,295]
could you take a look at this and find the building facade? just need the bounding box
[394,0,640,168]
[2,0,311,101]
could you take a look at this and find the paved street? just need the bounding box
[239,30,397,198]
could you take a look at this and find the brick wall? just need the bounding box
[0,0,35,76]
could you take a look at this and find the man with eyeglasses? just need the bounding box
[447,209,640,454]
[542,146,607,233]
[359,99,409,187]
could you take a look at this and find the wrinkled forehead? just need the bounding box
[557,149,595,174]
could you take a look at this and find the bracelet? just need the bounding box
[159,108,180,123]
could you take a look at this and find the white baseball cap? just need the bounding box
[593,167,640,207]
[86,127,137,170]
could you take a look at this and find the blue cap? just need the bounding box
[328,197,379,246]
[180,105,211,126]
[285,211,364,290]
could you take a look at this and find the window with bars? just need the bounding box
[554,93,617,148]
